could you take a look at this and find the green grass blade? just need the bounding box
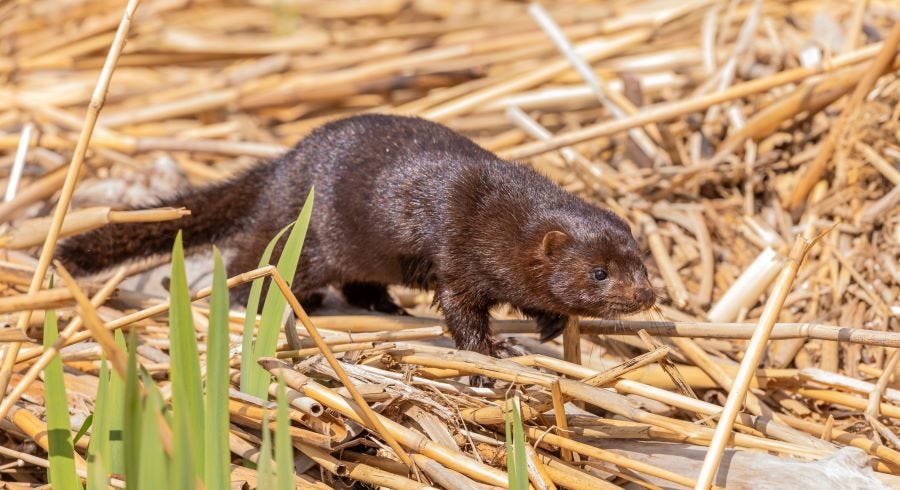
[275,374,294,490]
[205,248,231,490]
[169,231,204,488]
[505,397,528,490]
[43,307,81,490]
[73,415,92,446]
[244,188,314,398]
[107,331,126,475]
[239,223,292,393]
[138,370,168,490]
[257,411,274,490]
[86,353,110,490]
[123,329,142,488]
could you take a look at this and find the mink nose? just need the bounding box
[635,287,655,308]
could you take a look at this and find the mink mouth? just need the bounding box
[566,300,651,318]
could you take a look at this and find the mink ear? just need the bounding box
[540,230,570,258]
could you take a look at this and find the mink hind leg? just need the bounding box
[341,282,407,315]
[520,308,569,342]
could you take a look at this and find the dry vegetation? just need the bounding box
[0,0,899,488]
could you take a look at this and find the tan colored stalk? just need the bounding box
[798,389,900,419]
[695,235,819,490]
[856,142,900,187]
[0,288,79,314]
[867,350,900,418]
[550,381,573,462]
[578,346,670,386]
[636,330,699,404]
[707,246,783,322]
[636,211,689,308]
[562,315,582,367]
[0,0,141,402]
[274,341,379,359]
[0,206,189,249]
[284,314,900,347]
[4,122,33,202]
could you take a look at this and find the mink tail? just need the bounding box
[55,165,270,276]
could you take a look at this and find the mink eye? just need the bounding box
[591,267,608,281]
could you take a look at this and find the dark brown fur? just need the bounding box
[57,114,655,357]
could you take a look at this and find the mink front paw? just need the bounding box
[490,337,528,358]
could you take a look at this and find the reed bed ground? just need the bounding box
[0,0,899,488]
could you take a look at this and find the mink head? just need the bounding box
[535,209,655,318]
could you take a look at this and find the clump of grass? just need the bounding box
[55,195,313,488]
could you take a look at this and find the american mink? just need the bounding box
[57,114,655,358]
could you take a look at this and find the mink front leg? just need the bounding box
[520,308,568,342]
[438,288,494,355]
[438,288,525,357]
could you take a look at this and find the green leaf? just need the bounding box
[138,370,168,490]
[257,411,275,490]
[43,308,81,490]
[505,397,528,490]
[169,231,204,488]
[205,247,232,490]
[107,331,127,476]
[244,188,314,397]
[239,223,292,393]
[123,329,142,488]
[73,415,92,446]
[86,353,110,490]
[275,374,294,490]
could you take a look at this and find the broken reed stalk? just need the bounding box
[787,22,900,211]
[695,234,819,490]
[0,206,190,249]
[0,0,141,400]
